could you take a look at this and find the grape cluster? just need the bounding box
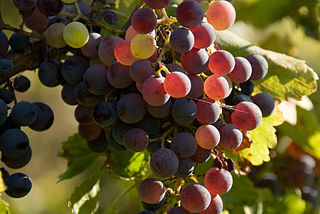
[2,0,278,212]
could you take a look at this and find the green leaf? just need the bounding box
[78,194,99,214]
[0,200,10,214]
[109,150,148,180]
[58,134,100,181]
[0,0,23,28]
[115,0,140,14]
[239,107,284,166]
[215,30,318,100]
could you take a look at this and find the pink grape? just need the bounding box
[114,40,138,66]
[98,36,123,66]
[176,1,204,28]
[219,124,243,149]
[190,22,216,49]
[204,167,233,195]
[138,178,166,204]
[195,125,220,149]
[209,50,235,76]
[231,101,262,131]
[228,57,252,83]
[204,75,230,100]
[131,8,157,34]
[206,1,236,30]
[200,194,223,214]
[181,183,211,213]
[187,74,204,98]
[181,48,209,74]
[81,32,102,59]
[142,75,170,106]
[196,97,221,124]
[164,72,191,98]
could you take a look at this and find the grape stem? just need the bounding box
[0,19,43,40]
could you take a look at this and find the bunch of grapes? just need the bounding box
[0,0,277,213]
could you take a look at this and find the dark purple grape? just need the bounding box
[93,101,117,128]
[38,59,62,87]
[13,0,36,12]
[170,132,197,158]
[246,54,268,80]
[61,84,77,106]
[240,80,254,96]
[219,124,243,149]
[0,98,7,127]
[9,33,29,53]
[147,99,172,119]
[166,63,185,73]
[75,105,93,125]
[168,206,191,214]
[130,59,154,82]
[5,173,32,198]
[83,64,112,95]
[0,89,14,104]
[117,93,146,124]
[98,36,123,66]
[86,132,108,153]
[61,56,89,85]
[111,120,135,145]
[29,102,54,131]
[10,101,38,126]
[123,128,149,152]
[131,8,157,34]
[302,186,318,208]
[143,0,171,9]
[13,75,30,92]
[175,158,194,178]
[74,82,103,107]
[256,173,282,197]
[107,131,126,151]
[187,74,204,98]
[150,148,179,177]
[81,33,102,59]
[171,98,197,125]
[180,49,209,74]
[170,28,195,53]
[101,10,119,25]
[191,146,211,163]
[176,1,204,28]
[231,93,252,106]
[107,61,133,89]
[0,129,29,158]
[252,93,275,117]
[137,114,160,135]
[0,31,9,57]
[78,123,102,141]
[37,0,63,16]
[1,146,31,169]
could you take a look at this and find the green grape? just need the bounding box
[45,23,67,48]
[130,34,156,59]
[61,0,77,4]
[63,21,89,48]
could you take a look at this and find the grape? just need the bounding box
[131,8,157,34]
[24,7,49,32]
[0,116,20,136]
[168,206,191,214]
[45,23,67,48]
[86,132,108,153]
[143,0,171,9]
[209,50,235,76]
[74,82,103,107]
[2,146,31,169]
[195,125,220,149]
[204,75,230,100]
[136,81,143,93]
[0,129,29,158]
[228,57,252,83]
[5,173,32,198]
[117,93,146,124]
[142,75,170,106]
[252,93,275,117]
[81,33,102,58]
[240,80,254,96]
[37,0,63,16]
[11,101,38,126]
[114,40,138,66]
[111,120,135,145]
[0,89,14,104]
[8,33,29,53]
[196,97,221,124]
[150,148,179,177]
[61,56,89,85]
[204,167,233,195]
[181,183,211,213]
[38,59,62,87]
[187,74,204,98]
[131,34,157,59]
[0,31,9,57]
[164,72,191,98]
[123,128,149,152]
[180,48,209,74]
[166,64,185,73]
[130,59,154,82]
[75,105,93,125]
[142,198,166,212]
[175,158,194,178]
[78,123,102,141]
[125,25,156,41]
[0,99,7,127]
[61,0,77,4]
[301,186,318,208]
[138,210,155,214]
[107,61,133,88]
[170,132,197,158]
[231,93,252,106]
[191,146,211,163]
[256,173,282,197]
[93,101,117,128]
[98,36,123,66]
[137,114,160,135]
[13,0,36,12]
[61,84,77,106]
[147,99,172,119]
[231,101,262,131]
[101,10,119,25]
[29,102,54,131]
[83,64,111,95]
[107,131,126,151]
[190,22,216,49]
[206,1,236,30]
[246,54,268,80]
[13,75,30,92]
[170,28,195,53]
[171,98,197,125]
[63,22,89,48]
[176,1,204,28]
[200,194,223,214]
[0,59,14,80]
[219,124,242,149]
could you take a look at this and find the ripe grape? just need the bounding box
[131,34,157,59]
[142,75,170,106]
[204,167,233,195]
[114,40,138,66]
[0,129,29,158]
[176,1,204,28]
[196,97,221,124]
[81,33,102,58]
[0,89,14,104]
[143,0,171,9]
[209,50,235,76]
[231,101,262,131]
[101,9,119,25]
[37,0,63,16]
[231,93,252,106]
[63,21,89,48]
[181,183,211,213]
[74,82,103,107]
[29,102,54,131]
[150,148,179,177]
[200,194,223,214]
[191,146,211,163]
[11,101,38,126]
[13,75,30,92]
[111,120,135,145]
[246,54,268,80]
[9,33,29,54]
[195,125,220,149]
[86,132,108,153]
[190,22,216,49]
[75,105,93,125]
[1,146,32,169]
[93,101,116,128]
[164,72,191,98]
[138,178,166,204]
[252,93,275,117]
[204,75,230,100]
[13,0,36,11]
[123,128,149,152]
[170,132,197,158]
[98,36,123,66]
[130,59,154,82]
[147,99,172,119]
[137,114,160,135]
[187,74,204,98]
[125,25,156,41]
[83,64,111,95]
[175,158,194,178]
[78,123,102,141]
[131,8,157,34]
[61,56,89,85]
[0,99,7,127]
[117,93,146,124]
[107,131,126,151]
[107,61,133,88]
[5,173,32,198]
[171,98,197,125]
[219,124,242,149]
[228,57,252,83]
[206,1,236,30]
[45,23,67,48]
[170,28,195,53]
[0,31,9,57]
[180,48,209,74]
[61,84,77,106]
[240,80,254,96]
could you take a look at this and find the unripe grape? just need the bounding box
[63,22,89,48]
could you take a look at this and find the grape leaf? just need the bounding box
[58,134,100,181]
[78,194,99,214]
[0,200,9,214]
[215,30,318,100]
[0,0,22,28]
[239,107,284,166]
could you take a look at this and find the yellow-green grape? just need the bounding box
[61,0,77,4]
[45,23,67,48]
[130,34,157,59]
[63,22,89,48]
